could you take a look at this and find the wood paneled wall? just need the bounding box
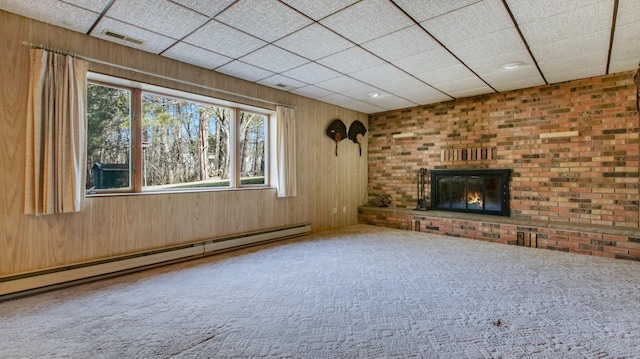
[0,11,368,276]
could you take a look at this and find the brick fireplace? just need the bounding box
[366,71,639,228]
[361,71,640,261]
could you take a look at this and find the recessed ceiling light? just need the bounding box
[502,62,523,70]
[368,92,380,98]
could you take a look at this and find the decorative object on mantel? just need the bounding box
[392,132,414,139]
[415,168,428,211]
[539,131,579,139]
[634,61,640,111]
[367,192,392,207]
[347,120,367,156]
[441,147,495,162]
[326,119,347,156]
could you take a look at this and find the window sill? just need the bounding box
[86,186,275,198]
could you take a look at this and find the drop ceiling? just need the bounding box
[1,0,638,114]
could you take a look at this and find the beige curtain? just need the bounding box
[276,106,297,198]
[25,49,89,215]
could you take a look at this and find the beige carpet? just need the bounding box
[1,224,639,358]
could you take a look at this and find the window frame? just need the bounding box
[86,72,273,196]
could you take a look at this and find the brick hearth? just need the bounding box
[358,206,640,261]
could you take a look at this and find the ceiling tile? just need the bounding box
[216,61,274,82]
[171,0,236,17]
[530,31,609,66]
[544,65,605,84]
[517,1,612,46]
[341,84,386,101]
[447,86,494,98]
[215,0,312,42]
[291,85,336,99]
[375,76,429,93]
[350,64,409,87]
[90,17,177,53]
[608,0,640,73]
[280,0,358,20]
[63,0,111,12]
[320,0,413,44]
[239,45,309,73]
[505,0,607,25]
[106,0,207,39]
[465,49,534,75]
[319,93,353,106]
[315,76,370,93]
[392,86,453,104]
[317,47,385,74]
[609,22,640,73]
[183,20,266,59]
[540,50,608,71]
[0,0,100,33]
[339,100,387,113]
[421,0,513,44]
[281,63,342,84]
[274,24,354,60]
[162,42,232,69]
[365,95,417,111]
[479,66,543,85]
[257,74,307,91]
[415,64,477,86]
[392,47,461,74]
[361,25,440,61]
[395,0,480,22]
[615,0,640,26]
[434,76,491,94]
[447,28,525,62]
[487,76,546,92]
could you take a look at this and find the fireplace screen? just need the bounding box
[431,169,509,216]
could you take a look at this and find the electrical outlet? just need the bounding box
[342,206,347,214]
[332,207,337,215]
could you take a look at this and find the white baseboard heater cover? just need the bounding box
[0,223,310,298]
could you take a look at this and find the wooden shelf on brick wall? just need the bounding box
[441,147,496,162]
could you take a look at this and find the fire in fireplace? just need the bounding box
[430,169,510,216]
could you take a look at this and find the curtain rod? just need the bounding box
[22,41,295,109]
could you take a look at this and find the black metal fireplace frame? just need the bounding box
[430,169,510,216]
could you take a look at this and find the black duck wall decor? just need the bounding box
[326,119,347,156]
[348,120,367,156]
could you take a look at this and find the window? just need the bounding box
[86,75,271,194]
[239,112,266,186]
[86,83,131,191]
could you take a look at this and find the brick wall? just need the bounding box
[368,71,639,228]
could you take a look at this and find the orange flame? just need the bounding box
[467,192,483,206]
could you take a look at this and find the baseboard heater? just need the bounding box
[0,223,311,299]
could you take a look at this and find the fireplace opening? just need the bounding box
[430,169,510,216]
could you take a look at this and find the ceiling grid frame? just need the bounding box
[1,0,635,114]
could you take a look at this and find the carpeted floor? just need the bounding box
[1,224,639,358]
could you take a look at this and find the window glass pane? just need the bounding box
[484,176,503,212]
[450,176,466,210]
[239,112,266,186]
[141,93,231,190]
[436,178,451,209]
[86,83,131,191]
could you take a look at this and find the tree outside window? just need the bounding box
[86,83,131,191]
[86,81,269,193]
